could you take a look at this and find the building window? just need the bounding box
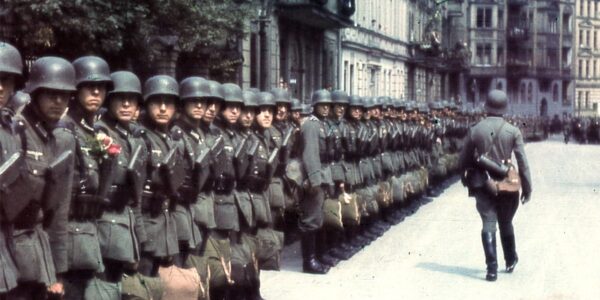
[476,43,492,65]
[578,91,583,109]
[587,60,590,78]
[595,60,597,78]
[350,64,354,95]
[579,59,583,78]
[589,0,592,17]
[520,83,526,103]
[588,30,591,47]
[497,47,504,66]
[476,7,492,28]
[527,82,533,103]
[595,31,598,49]
[553,85,559,102]
[580,30,584,45]
[498,10,504,29]
[549,14,558,33]
[586,91,590,108]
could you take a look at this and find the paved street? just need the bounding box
[261,135,600,300]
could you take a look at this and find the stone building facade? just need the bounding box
[575,0,600,116]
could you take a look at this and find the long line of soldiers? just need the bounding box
[0,43,471,300]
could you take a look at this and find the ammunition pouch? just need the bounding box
[13,202,43,230]
[178,184,199,205]
[67,221,103,271]
[71,194,107,221]
[213,177,235,194]
[106,185,133,212]
[250,192,271,226]
[142,192,170,218]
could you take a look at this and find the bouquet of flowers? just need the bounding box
[89,132,122,159]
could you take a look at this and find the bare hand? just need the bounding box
[520,193,531,205]
[47,282,64,295]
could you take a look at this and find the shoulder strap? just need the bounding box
[483,121,507,155]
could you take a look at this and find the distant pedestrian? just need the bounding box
[459,90,532,282]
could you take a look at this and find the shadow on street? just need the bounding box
[416,262,484,281]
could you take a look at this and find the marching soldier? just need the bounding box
[136,75,183,276]
[6,56,76,300]
[62,56,113,300]
[95,71,148,286]
[0,42,24,298]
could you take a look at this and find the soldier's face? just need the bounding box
[77,82,107,114]
[36,89,70,122]
[222,103,241,125]
[291,111,301,124]
[276,103,288,122]
[240,107,256,128]
[202,99,221,123]
[0,74,16,108]
[109,94,139,123]
[369,107,380,119]
[146,96,176,126]
[333,104,346,119]
[256,106,273,128]
[315,104,330,117]
[184,98,206,121]
[349,107,361,120]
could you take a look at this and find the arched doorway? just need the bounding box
[540,98,548,117]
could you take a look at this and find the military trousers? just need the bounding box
[473,189,519,235]
[298,185,325,233]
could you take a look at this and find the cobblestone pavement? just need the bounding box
[261,135,600,300]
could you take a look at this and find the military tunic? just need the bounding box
[96,115,148,263]
[9,106,75,285]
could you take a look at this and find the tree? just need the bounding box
[8,0,254,74]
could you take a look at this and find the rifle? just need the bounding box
[266,148,280,183]
[279,126,294,164]
[43,150,73,210]
[160,148,185,203]
[0,152,22,191]
[234,136,249,179]
[194,146,211,193]
[127,145,144,205]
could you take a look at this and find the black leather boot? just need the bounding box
[246,264,265,300]
[481,232,498,282]
[301,232,330,274]
[316,230,340,267]
[329,231,354,260]
[501,234,518,273]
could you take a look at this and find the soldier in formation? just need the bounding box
[0,41,471,299]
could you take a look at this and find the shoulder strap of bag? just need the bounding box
[483,121,507,156]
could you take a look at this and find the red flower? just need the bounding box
[102,136,112,147]
[107,143,122,156]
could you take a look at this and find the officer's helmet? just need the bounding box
[363,97,376,109]
[220,83,244,104]
[72,56,113,90]
[311,89,332,106]
[299,103,313,116]
[242,89,259,108]
[331,90,349,105]
[0,42,23,82]
[25,56,76,94]
[143,75,179,102]
[179,77,209,100]
[270,88,291,105]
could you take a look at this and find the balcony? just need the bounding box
[507,26,529,40]
[276,0,354,29]
[506,59,534,77]
[507,0,528,6]
[536,67,562,79]
[470,66,506,77]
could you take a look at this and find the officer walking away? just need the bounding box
[6,56,77,299]
[459,90,532,282]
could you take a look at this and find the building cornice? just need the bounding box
[341,40,411,62]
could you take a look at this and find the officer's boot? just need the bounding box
[500,234,518,273]
[481,232,498,282]
[301,231,330,274]
[316,229,340,267]
[349,225,369,247]
[341,227,360,255]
